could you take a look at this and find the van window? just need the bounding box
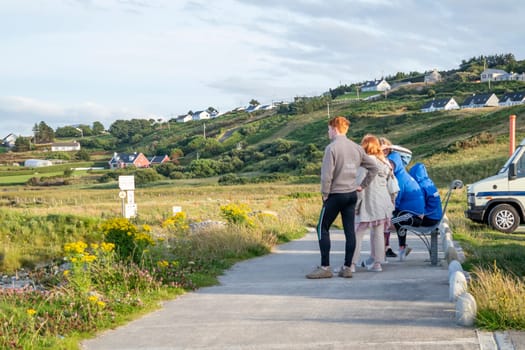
[499,145,524,174]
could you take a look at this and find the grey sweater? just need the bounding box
[321,135,378,197]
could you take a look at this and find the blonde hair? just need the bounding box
[379,136,392,155]
[379,137,392,147]
[328,116,350,134]
[361,134,382,157]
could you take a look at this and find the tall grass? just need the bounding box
[447,189,525,330]
[469,264,525,330]
[0,200,307,348]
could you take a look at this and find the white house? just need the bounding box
[480,69,508,82]
[460,93,499,109]
[361,78,391,92]
[480,69,525,82]
[507,72,525,81]
[420,98,459,113]
[176,114,193,123]
[24,159,53,167]
[2,133,17,148]
[499,91,525,107]
[51,142,80,152]
[245,104,262,113]
[192,110,211,121]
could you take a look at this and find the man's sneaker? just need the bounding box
[367,262,382,272]
[399,246,413,261]
[385,248,397,258]
[306,266,333,279]
[338,265,353,278]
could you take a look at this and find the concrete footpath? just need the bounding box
[82,229,525,350]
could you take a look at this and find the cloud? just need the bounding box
[1,0,525,137]
[0,96,149,136]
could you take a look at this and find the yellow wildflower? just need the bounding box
[26,308,37,316]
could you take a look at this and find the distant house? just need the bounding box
[420,97,459,113]
[2,133,17,148]
[361,78,391,92]
[149,155,170,165]
[480,69,508,82]
[176,114,193,123]
[24,159,53,168]
[245,104,262,113]
[499,91,525,107]
[260,104,276,111]
[509,72,525,81]
[424,69,442,83]
[460,93,499,109]
[51,142,80,152]
[192,110,211,121]
[108,152,150,169]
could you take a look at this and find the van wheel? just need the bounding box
[488,204,519,233]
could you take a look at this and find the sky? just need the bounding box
[1,0,525,137]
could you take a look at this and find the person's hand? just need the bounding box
[356,186,363,192]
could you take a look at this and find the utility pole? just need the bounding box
[203,123,206,139]
[327,101,330,118]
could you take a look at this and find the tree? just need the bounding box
[249,99,260,106]
[55,126,80,138]
[170,148,184,164]
[34,121,54,143]
[75,149,91,161]
[92,121,105,135]
[14,136,32,152]
[109,119,153,143]
[77,124,93,137]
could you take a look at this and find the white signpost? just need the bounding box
[118,175,137,218]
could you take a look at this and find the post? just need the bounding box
[510,114,516,156]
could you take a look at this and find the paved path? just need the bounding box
[82,229,523,350]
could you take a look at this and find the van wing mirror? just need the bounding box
[509,163,517,180]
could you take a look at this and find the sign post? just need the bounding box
[118,175,137,218]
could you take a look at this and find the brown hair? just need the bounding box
[328,116,350,134]
[361,134,383,157]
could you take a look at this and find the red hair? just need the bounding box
[361,134,382,157]
[328,116,350,134]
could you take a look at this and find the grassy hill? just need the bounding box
[2,77,525,188]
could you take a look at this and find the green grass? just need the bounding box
[2,78,525,338]
[333,90,382,100]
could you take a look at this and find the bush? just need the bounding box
[220,203,254,227]
[100,218,155,264]
[218,174,247,185]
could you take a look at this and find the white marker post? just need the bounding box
[118,175,137,218]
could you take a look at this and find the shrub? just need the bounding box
[218,174,247,185]
[220,203,254,227]
[161,212,190,234]
[100,218,155,264]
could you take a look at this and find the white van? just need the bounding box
[465,138,525,233]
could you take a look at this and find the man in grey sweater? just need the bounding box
[307,116,378,279]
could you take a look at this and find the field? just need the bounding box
[2,80,525,346]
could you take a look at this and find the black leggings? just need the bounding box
[316,192,357,267]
